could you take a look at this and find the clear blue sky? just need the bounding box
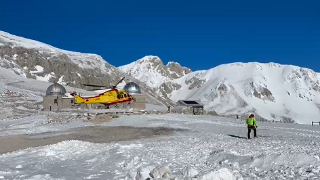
[1,0,319,71]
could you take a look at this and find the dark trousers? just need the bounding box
[247,126,257,139]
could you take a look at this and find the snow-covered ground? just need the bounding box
[1,113,320,180]
[145,103,168,112]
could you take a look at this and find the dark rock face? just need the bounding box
[167,62,192,78]
[185,76,205,90]
[157,82,182,99]
[0,45,121,89]
[218,83,228,93]
[253,87,274,102]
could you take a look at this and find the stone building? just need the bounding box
[43,82,75,111]
[171,100,204,115]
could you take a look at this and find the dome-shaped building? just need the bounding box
[46,82,67,96]
[123,82,141,94]
[43,82,74,111]
[120,82,145,111]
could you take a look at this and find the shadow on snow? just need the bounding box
[228,134,247,139]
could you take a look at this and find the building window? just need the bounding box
[54,99,58,104]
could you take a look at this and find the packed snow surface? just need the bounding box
[1,114,320,179]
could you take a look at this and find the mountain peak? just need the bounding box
[166,61,179,66]
[118,56,192,88]
[137,55,163,64]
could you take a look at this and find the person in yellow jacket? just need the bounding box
[246,114,257,139]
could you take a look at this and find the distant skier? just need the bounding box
[246,114,257,139]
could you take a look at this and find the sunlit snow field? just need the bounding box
[1,114,320,180]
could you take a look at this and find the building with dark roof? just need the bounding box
[171,100,204,115]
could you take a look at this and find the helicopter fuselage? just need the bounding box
[72,89,134,105]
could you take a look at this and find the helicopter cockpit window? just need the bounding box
[124,94,127,98]
[120,95,123,99]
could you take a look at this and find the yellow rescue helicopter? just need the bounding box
[70,77,134,107]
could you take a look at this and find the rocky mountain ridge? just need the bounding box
[0,30,175,107]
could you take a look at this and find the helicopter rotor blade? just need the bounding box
[112,77,125,89]
[88,88,108,91]
[82,84,108,88]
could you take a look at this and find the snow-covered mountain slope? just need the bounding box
[120,60,320,124]
[0,31,114,74]
[0,30,121,88]
[171,62,320,124]
[118,56,191,88]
